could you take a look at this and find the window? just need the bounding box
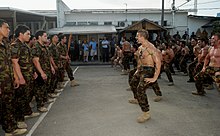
[88,22,98,25]
[77,22,87,26]
[104,22,112,25]
[66,22,76,26]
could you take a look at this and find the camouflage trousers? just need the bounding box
[194,66,220,93]
[46,72,55,94]
[15,77,34,121]
[179,55,189,73]
[130,66,161,112]
[187,58,198,81]
[34,77,48,108]
[50,70,59,93]
[65,62,75,81]
[58,67,65,82]
[163,62,173,82]
[128,68,137,86]
[122,52,131,71]
[1,83,17,133]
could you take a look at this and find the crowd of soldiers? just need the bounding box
[111,29,220,123]
[0,19,79,136]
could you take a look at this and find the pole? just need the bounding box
[194,0,197,15]
[161,0,165,27]
[161,0,165,40]
[172,0,175,34]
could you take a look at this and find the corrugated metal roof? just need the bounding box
[48,25,117,34]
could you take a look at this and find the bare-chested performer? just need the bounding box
[187,37,199,82]
[121,41,132,75]
[192,33,220,95]
[113,45,123,69]
[129,29,162,123]
[162,42,175,86]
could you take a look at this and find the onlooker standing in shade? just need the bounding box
[89,38,97,61]
[101,37,109,62]
[82,40,89,62]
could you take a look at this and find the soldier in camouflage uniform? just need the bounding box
[49,34,62,93]
[0,19,27,136]
[129,30,161,123]
[32,30,54,112]
[57,34,79,87]
[44,37,58,98]
[11,25,40,129]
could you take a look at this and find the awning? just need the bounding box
[48,25,117,34]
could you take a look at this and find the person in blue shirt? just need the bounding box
[82,40,89,62]
[101,37,110,62]
[89,38,97,61]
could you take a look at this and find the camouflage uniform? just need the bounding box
[31,42,51,108]
[128,68,137,86]
[130,66,161,112]
[57,42,74,81]
[194,66,219,94]
[179,54,189,74]
[187,58,198,81]
[122,51,131,71]
[44,46,53,96]
[49,43,60,92]
[0,41,17,133]
[163,62,173,82]
[11,39,35,122]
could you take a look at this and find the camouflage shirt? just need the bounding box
[11,39,34,78]
[0,41,14,91]
[31,41,51,74]
[57,42,68,65]
[49,43,60,65]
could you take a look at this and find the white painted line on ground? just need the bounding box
[26,66,79,136]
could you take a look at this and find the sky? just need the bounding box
[1,0,220,16]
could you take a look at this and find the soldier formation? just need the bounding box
[0,19,79,136]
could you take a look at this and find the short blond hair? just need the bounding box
[137,29,149,39]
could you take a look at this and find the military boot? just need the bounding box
[5,128,27,136]
[71,80,79,87]
[128,98,138,104]
[153,96,162,102]
[17,122,27,129]
[137,111,151,123]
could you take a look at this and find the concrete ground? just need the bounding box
[1,65,220,136]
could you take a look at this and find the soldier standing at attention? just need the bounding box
[49,34,62,93]
[130,29,162,123]
[0,19,27,136]
[11,25,40,130]
[32,30,52,112]
[57,34,79,87]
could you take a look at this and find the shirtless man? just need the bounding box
[129,29,162,123]
[113,45,123,69]
[195,38,213,89]
[162,42,174,85]
[121,41,132,75]
[179,40,190,75]
[187,38,199,82]
[192,33,220,95]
